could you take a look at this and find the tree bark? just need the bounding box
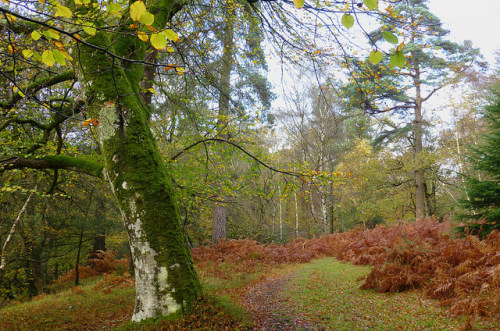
[0,187,36,284]
[294,192,299,238]
[414,68,425,220]
[79,27,200,321]
[212,9,235,243]
[212,201,227,244]
[75,230,84,286]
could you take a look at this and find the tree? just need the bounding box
[458,85,500,237]
[343,0,481,219]
[0,0,200,321]
[0,0,413,321]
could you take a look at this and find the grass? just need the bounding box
[0,264,259,330]
[282,257,499,330]
[1,258,498,330]
[0,278,135,330]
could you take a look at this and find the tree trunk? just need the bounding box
[79,29,201,321]
[212,201,227,244]
[212,8,235,244]
[414,67,425,220]
[0,187,35,284]
[278,186,283,241]
[294,192,299,238]
[75,230,84,286]
[320,193,328,234]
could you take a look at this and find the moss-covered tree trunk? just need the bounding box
[78,7,201,321]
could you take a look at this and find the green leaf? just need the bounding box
[341,14,354,29]
[42,50,55,67]
[82,25,96,36]
[163,29,179,42]
[382,31,398,44]
[43,30,59,40]
[368,50,383,65]
[150,32,167,50]
[33,51,41,61]
[130,1,146,22]
[293,0,304,9]
[139,12,154,26]
[52,49,66,66]
[363,0,378,10]
[389,51,406,67]
[107,3,122,18]
[31,30,41,41]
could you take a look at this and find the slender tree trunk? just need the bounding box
[212,201,227,244]
[0,187,36,284]
[320,192,328,234]
[79,28,200,321]
[294,192,299,238]
[212,7,235,244]
[278,186,283,241]
[414,67,425,220]
[75,229,84,286]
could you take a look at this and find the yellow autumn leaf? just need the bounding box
[130,1,146,22]
[12,86,26,98]
[52,49,66,66]
[59,49,73,61]
[5,13,17,23]
[137,31,149,42]
[22,49,34,58]
[163,29,179,42]
[150,32,166,50]
[176,67,185,75]
[139,12,154,26]
[31,30,41,41]
[83,25,96,36]
[293,0,304,9]
[42,50,55,67]
[166,46,175,53]
[55,4,72,18]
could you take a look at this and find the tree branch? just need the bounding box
[171,138,303,178]
[0,70,76,110]
[1,155,104,179]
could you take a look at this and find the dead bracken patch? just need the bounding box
[192,218,499,319]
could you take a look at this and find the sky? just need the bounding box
[267,0,500,112]
[428,0,500,66]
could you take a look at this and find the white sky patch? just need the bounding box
[428,0,500,65]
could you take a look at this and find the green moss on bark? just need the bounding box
[78,29,201,316]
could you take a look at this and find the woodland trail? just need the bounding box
[240,268,319,330]
[238,258,483,331]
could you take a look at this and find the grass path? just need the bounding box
[238,258,498,330]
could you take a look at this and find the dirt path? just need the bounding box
[237,258,493,330]
[240,269,321,330]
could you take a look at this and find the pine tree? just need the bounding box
[343,0,481,219]
[459,86,500,237]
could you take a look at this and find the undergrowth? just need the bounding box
[192,218,499,319]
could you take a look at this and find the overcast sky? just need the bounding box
[428,0,500,65]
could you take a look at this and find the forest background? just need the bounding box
[0,0,498,323]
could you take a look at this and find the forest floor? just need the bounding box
[1,257,498,330]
